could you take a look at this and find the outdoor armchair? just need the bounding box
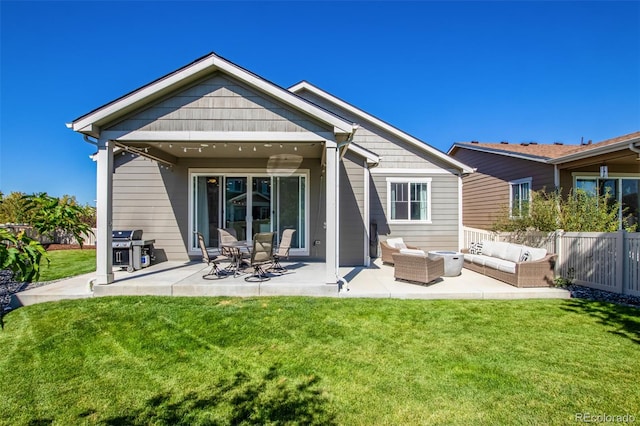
[392,252,444,285]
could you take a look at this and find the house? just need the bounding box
[68,52,474,286]
[448,131,640,230]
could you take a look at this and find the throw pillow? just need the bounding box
[469,241,483,255]
[519,251,531,262]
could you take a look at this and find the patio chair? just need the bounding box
[380,237,420,265]
[392,251,444,285]
[245,232,275,282]
[269,229,296,273]
[218,227,251,257]
[196,232,228,280]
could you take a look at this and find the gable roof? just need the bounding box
[448,130,640,164]
[288,81,475,174]
[68,52,356,139]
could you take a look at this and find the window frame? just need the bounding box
[509,177,532,219]
[386,177,432,224]
[574,174,640,230]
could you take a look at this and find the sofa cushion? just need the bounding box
[493,241,511,260]
[399,248,425,256]
[480,240,495,256]
[496,259,517,274]
[484,257,502,270]
[385,238,405,249]
[464,253,486,265]
[504,244,524,263]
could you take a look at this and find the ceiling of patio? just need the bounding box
[119,141,324,159]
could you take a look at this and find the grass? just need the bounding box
[1,297,639,425]
[37,249,96,282]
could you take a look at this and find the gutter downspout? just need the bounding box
[335,125,359,292]
[629,142,640,158]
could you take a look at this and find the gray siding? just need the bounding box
[295,89,453,170]
[371,173,461,251]
[339,152,366,266]
[107,74,330,134]
[452,148,556,230]
[113,155,188,261]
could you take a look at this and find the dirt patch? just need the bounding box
[45,244,96,251]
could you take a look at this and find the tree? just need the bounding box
[23,193,94,248]
[0,191,31,224]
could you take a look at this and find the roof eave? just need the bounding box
[549,136,640,164]
[449,142,552,164]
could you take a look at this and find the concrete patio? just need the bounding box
[11,257,570,307]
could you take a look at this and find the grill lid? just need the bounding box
[113,230,143,240]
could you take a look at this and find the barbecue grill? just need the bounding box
[112,230,155,272]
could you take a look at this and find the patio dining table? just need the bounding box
[221,241,251,277]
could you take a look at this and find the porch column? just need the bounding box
[95,138,114,284]
[325,140,338,284]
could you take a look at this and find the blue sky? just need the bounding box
[1,1,639,206]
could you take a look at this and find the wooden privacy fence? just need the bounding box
[0,224,97,246]
[463,226,640,296]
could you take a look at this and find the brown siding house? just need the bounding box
[449,132,640,231]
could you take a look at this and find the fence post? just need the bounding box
[619,230,627,295]
[555,229,564,278]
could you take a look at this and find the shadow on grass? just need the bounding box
[91,366,335,425]
[561,299,640,345]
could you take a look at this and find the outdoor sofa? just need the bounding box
[462,240,557,288]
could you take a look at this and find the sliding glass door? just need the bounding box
[192,172,307,253]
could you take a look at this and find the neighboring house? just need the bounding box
[68,52,473,285]
[448,131,640,230]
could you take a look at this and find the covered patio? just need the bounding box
[12,258,569,307]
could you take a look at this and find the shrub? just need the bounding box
[493,188,637,233]
[0,228,49,282]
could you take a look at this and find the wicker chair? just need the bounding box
[392,252,444,285]
[380,239,420,265]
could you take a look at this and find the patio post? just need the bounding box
[95,138,114,284]
[325,140,338,284]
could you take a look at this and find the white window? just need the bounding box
[509,178,532,218]
[386,178,432,223]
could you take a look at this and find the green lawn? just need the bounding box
[1,297,638,425]
[37,249,96,282]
